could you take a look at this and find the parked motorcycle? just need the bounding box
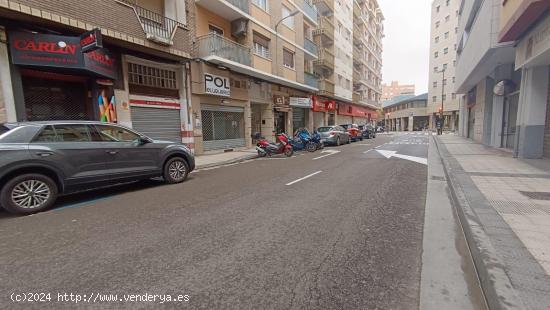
[292,128,317,152]
[311,130,324,150]
[253,132,294,157]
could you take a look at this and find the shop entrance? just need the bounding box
[251,104,262,136]
[328,112,335,126]
[292,107,306,132]
[502,92,519,149]
[274,111,287,134]
[22,74,91,121]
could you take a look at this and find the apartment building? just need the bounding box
[0,0,193,146]
[383,93,429,131]
[381,81,415,101]
[428,0,460,131]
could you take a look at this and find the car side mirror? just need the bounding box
[138,136,152,145]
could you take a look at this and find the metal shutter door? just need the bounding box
[201,104,245,151]
[131,107,181,143]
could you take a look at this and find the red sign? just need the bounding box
[129,99,180,109]
[80,28,102,53]
[312,97,337,112]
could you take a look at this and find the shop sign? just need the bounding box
[80,28,102,53]
[312,96,326,112]
[273,95,291,112]
[204,73,230,97]
[289,97,312,108]
[9,31,117,79]
[338,103,354,116]
[516,14,550,69]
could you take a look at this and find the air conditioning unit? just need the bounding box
[231,18,248,37]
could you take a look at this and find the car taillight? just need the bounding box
[329,131,335,136]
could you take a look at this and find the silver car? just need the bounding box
[317,126,351,146]
[0,121,195,214]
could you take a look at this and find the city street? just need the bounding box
[0,133,441,309]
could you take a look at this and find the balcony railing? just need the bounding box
[314,47,334,69]
[313,16,334,41]
[318,79,335,96]
[304,37,318,56]
[313,0,334,14]
[196,33,251,66]
[302,0,318,24]
[119,0,185,45]
[304,71,319,89]
[226,0,249,14]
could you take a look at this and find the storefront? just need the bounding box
[337,102,354,125]
[191,62,250,154]
[8,30,119,122]
[312,96,336,128]
[290,96,312,131]
[273,94,290,134]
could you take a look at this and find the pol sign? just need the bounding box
[205,73,230,97]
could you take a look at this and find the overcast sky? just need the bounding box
[378,0,432,94]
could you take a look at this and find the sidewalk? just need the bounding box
[435,135,550,310]
[194,148,258,169]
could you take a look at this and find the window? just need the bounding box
[455,27,458,34]
[445,15,450,22]
[452,93,457,99]
[346,79,350,90]
[443,79,447,86]
[436,5,440,13]
[446,0,450,6]
[208,24,224,36]
[433,81,438,88]
[96,125,140,142]
[432,96,437,102]
[127,63,178,90]
[435,21,440,28]
[443,63,448,70]
[34,125,99,142]
[435,36,439,43]
[444,47,449,54]
[434,51,439,58]
[252,0,268,11]
[253,32,271,59]
[445,32,449,39]
[434,66,438,72]
[453,60,456,67]
[282,5,294,29]
[442,94,447,101]
[283,49,294,69]
[452,77,456,83]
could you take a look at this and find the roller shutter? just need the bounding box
[201,104,245,151]
[130,107,181,143]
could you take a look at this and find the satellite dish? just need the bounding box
[493,79,515,96]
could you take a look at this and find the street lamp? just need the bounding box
[274,10,299,75]
[437,68,446,135]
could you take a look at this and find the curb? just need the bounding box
[432,135,525,310]
[195,153,258,170]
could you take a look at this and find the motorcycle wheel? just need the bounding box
[317,142,324,150]
[258,150,267,157]
[284,148,294,157]
[306,142,317,152]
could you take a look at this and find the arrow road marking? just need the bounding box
[286,171,323,186]
[376,150,427,165]
[312,149,341,160]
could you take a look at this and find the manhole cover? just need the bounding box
[520,191,550,201]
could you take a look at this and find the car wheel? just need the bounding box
[0,174,58,214]
[163,157,189,184]
[336,136,341,146]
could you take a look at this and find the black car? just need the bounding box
[0,121,195,214]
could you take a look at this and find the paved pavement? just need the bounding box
[0,134,483,309]
[194,148,258,169]
[436,135,550,310]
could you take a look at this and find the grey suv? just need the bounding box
[0,121,195,214]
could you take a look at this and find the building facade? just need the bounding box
[428,0,460,131]
[383,93,429,132]
[381,81,415,101]
[0,0,194,147]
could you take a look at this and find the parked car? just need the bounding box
[359,124,377,139]
[340,124,362,142]
[317,126,351,146]
[0,121,195,214]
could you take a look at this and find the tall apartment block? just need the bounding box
[382,81,415,101]
[352,0,384,111]
[428,0,460,130]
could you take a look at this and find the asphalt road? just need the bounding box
[0,133,431,309]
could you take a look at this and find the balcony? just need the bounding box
[304,38,319,57]
[119,0,185,45]
[313,47,334,70]
[318,79,335,97]
[301,0,318,24]
[312,16,335,43]
[353,1,361,20]
[197,33,251,66]
[304,71,319,89]
[195,0,249,20]
[313,0,334,15]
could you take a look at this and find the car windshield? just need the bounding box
[317,127,333,133]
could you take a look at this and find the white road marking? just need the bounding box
[286,171,323,186]
[376,150,428,165]
[312,149,341,160]
[363,149,373,154]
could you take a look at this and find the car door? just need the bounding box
[29,124,112,190]
[94,124,161,180]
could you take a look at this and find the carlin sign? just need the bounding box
[205,73,230,97]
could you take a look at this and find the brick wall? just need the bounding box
[0,0,193,58]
